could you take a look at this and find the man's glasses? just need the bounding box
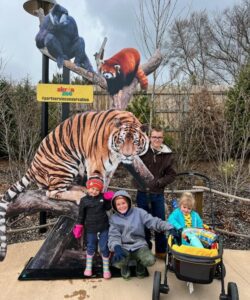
[151,136,163,140]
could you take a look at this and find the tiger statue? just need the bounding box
[0,109,149,261]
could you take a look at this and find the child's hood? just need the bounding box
[111,190,132,214]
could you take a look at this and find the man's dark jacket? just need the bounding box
[77,194,111,233]
[137,144,176,193]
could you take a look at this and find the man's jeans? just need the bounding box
[86,229,109,257]
[136,191,167,253]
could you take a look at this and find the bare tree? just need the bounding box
[0,78,41,181]
[173,88,207,171]
[168,11,216,85]
[207,0,250,83]
[178,84,250,196]
[168,0,250,85]
[0,49,7,78]
[136,0,178,127]
[202,96,250,196]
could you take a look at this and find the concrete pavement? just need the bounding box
[0,240,249,300]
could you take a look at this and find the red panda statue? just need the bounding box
[99,48,148,95]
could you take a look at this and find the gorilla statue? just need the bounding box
[36,4,94,72]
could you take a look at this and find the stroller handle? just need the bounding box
[175,171,211,185]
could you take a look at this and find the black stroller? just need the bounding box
[152,172,239,300]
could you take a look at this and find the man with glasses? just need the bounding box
[136,127,176,259]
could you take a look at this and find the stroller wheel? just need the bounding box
[152,271,161,300]
[227,282,239,300]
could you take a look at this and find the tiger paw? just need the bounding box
[0,250,6,261]
[47,190,85,202]
[0,232,7,261]
[0,201,8,214]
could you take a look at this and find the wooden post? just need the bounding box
[194,179,204,217]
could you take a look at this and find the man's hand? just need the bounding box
[147,179,159,190]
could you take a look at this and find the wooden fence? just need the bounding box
[71,85,229,136]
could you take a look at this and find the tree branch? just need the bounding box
[6,190,79,219]
[94,37,108,71]
[39,48,107,89]
[111,49,163,109]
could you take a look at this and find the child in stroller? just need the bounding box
[168,192,205,248]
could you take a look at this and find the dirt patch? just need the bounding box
[64,290,88,300]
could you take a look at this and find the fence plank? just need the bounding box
[72,85,228,130]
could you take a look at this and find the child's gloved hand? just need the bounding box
[112,245,127,263]
[169,228,182,245]
[103,191,115,201]
[73,224,83,239]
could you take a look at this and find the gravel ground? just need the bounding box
[1,161,249,250]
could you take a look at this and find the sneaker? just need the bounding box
[121,265,131,280]
[155,252,166,260]
[136,262,146,278]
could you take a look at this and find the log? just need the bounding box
[6,190,78,219]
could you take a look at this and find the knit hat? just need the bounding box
[86,177,104,191]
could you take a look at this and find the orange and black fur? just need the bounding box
[0,110,149,261]
[100,48,148,95]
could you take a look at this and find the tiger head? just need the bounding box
[109,118,149,164]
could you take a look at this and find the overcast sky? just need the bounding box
[0,0,239,85]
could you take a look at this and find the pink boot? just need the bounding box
[102,256,111,279]
[84,254,93,277]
